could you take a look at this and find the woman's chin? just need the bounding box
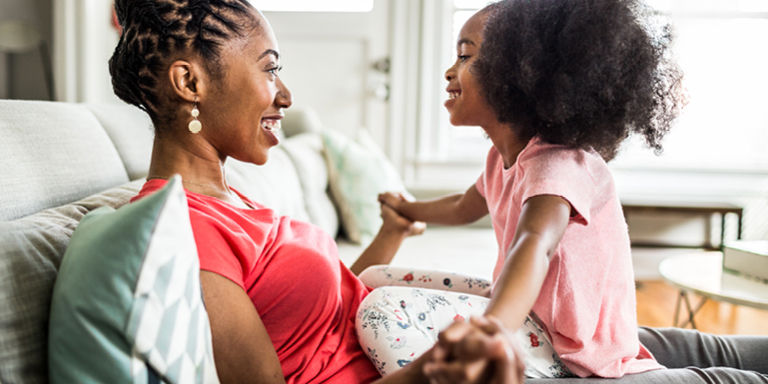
[234,151,269,167]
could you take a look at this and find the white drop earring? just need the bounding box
[189,97,202,134]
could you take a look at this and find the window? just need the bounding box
[403,1,490,191]
[436,1,494,164]
[611,2,768,172]
[249,0,374,13]
[411,0,768,185]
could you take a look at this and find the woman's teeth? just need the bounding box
[262,119,281,131]
[448,91,460,99]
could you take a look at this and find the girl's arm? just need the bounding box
[379,184,489,226]
[485,195,571,330]
[200,271,286,384]
[349,204,426,275]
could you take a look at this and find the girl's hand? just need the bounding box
[424,316,525,384]
[379,192,408,214]
[380,203,426,237]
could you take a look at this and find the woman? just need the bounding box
[111,0,523,383]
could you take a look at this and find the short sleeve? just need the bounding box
[189,209,247,290]
[475,172,486,198]
[476,146,500,198]
[516,145,597,225]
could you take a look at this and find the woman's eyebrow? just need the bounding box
[258,49,280,61]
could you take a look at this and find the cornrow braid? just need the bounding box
[109,0,254,129]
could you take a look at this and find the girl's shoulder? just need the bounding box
[522,138,602,166]
[518,139,611,185]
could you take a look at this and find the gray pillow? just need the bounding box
[0,180,143,384]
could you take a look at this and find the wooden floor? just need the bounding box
[636,280,768,335]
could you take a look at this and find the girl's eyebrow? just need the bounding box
[258,49,280,61]
[457,38,476,48]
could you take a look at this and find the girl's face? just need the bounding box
[443,11,496,128]
[202,10,292,166]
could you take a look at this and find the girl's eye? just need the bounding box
[458,55,469,63]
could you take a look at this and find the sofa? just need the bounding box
[0,100,502,383]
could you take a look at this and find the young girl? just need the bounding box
[374,0,686,378]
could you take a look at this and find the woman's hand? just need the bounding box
[349,202,425,275]
[423,316,526,384]
[380,201,426,238]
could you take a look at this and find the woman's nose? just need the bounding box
[276,77,293,109]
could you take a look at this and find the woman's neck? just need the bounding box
[147,134,250,208]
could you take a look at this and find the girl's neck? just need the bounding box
[483,122,530,170]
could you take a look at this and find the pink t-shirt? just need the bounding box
[476,139,663,378]
[132,180,380,384]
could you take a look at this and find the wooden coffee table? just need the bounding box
[658,252,768,328]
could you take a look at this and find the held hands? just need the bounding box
[379,192,426,237]
[423,316,525,384]
[379,192,409,216]
[380,203,426,238]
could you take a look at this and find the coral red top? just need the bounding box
[133,179,379,384]
[476,139,664,378]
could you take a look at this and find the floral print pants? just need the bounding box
[355,266,572,378]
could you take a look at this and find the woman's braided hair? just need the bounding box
[109,0,254,129]
[475,0,686,160]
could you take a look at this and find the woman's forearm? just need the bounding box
[349,227,408,275]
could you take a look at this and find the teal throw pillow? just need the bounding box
[48,176,219,384]
[322,129,412,245]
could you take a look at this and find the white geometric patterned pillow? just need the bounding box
[48,176,219,384]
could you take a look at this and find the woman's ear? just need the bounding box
[168,60,206,102]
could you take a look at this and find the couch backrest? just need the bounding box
[84,103,155,181]
[0,101,335,227]
[0,101,339,383]
[0,101,134,221]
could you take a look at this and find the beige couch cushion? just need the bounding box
[281,133,340,238]
[225,146,311,223]
[86,103,154,181]
[0,101,130,221]
[0,180,143,384]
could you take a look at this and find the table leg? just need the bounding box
[720,213,726,250]
[673,290,707,329]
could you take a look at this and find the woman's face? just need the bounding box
[443,11,496,128]
[202,10,292,166]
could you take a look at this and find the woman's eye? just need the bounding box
[267,65,283,76]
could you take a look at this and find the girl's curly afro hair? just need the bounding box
[474,0,686,160]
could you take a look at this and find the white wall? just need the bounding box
[0,0,53,100]
[53,0,121,103]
